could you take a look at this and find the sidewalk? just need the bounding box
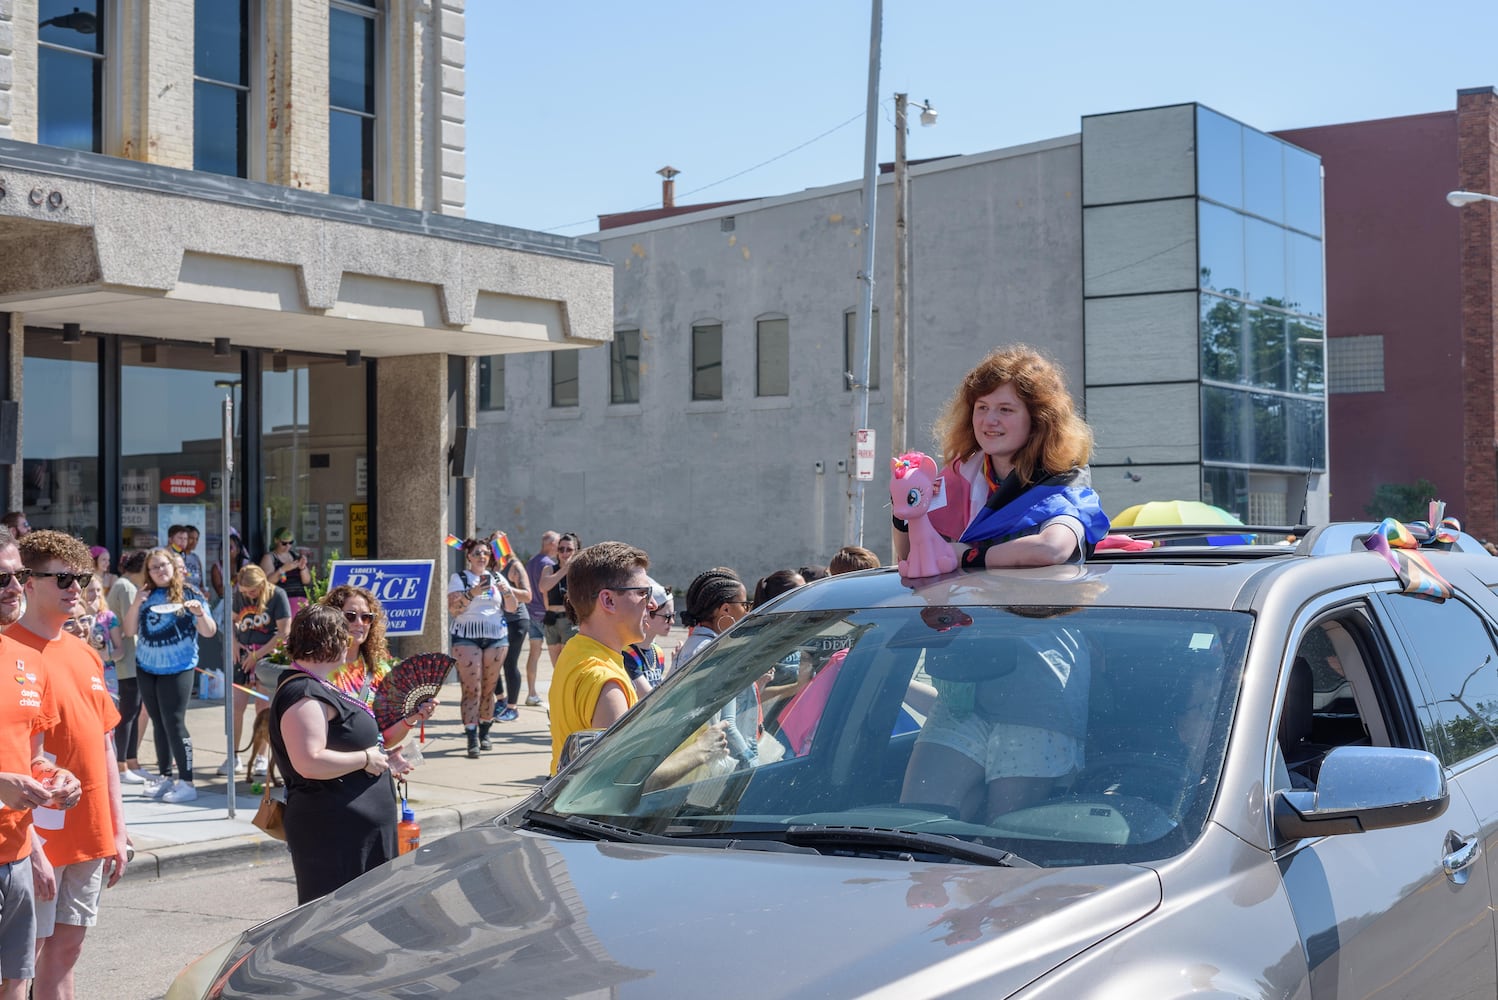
[121,668,556,880]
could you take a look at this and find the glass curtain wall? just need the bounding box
[22,332,101,541]
[1197,107,1325,522]
[261,354,369,566]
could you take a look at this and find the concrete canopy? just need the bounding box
[0,140,613,356]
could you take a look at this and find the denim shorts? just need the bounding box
[452,634,508,651]
[0,855,36,981]
[526,619,545,641]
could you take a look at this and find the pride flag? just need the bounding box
[491,531,515,564]
[444,534,465,551]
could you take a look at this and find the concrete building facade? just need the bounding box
[0,0,611,646]
[476,104,1328,590]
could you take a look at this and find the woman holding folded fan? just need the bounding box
[893,345,1110,569]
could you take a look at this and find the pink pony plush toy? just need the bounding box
[891,452,959,578]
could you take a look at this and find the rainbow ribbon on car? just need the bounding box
[1362,503,1460,602]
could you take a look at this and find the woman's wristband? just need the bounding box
[361,748,372,770]
[892,514,909,534]
[961,541,993,570]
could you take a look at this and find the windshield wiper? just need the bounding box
[520,811,819,854]
[779,824,1036,867]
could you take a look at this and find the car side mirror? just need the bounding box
[558,728,606,772]
[1274,745,1448,841]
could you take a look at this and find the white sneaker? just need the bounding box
[252,755,268,777]
[118,768,146,785]
[161,780,198,804]
[216,758,237,776]
[129,768,156,784]
[147,776,175,800]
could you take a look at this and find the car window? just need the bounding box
[1382,594,1498,767]
[539,605,1252,867]
[1276,616,1378,791]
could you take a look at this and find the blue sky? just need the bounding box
[466,1,1498,236]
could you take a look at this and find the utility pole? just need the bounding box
[845,0,882,548]
[892,93,910,457]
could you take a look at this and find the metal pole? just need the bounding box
[220,396,237,818]
[845,0,882,547]
[892,93,909,457]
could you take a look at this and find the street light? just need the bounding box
[1448,190,1498,207]
[891,94,938,458]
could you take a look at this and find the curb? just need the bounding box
[124,793,532,881]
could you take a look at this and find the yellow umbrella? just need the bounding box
[1113,500,1245,528]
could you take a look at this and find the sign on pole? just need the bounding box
[855,428,877,482]
[326,560,435,635]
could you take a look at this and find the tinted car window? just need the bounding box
[541,605,1251,867]
[1383,594,1498,765]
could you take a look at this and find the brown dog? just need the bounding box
[240,711,280,787]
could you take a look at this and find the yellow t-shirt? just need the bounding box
[549,634,637,775]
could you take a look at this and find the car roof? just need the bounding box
[765,522,1497,616]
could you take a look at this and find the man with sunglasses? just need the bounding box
[8,531,125,1000]
[546,542,654,775]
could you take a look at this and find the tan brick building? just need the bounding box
[0,0,611,643]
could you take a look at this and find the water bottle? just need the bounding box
[397,802,420,855]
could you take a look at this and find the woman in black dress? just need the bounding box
[269,604,394,904]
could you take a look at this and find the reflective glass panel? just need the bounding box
[1244,217,1287,308]
[692,324,723,401]
[1288,319,1325,395]
[1242,129,1285,224]
[757,318,790,397]
[120,342,242,570]
[260,352,367,568]
[1197,202,1245,296]
[37,46,101,151]
[193,81,247,177]
[1242,306,1287,391]
[843,310,880,391]
[478,355,504,411]
[1284,145,1322,236]
[611,330,641,404]
[1202,466,1249,521]
[195,0,248,85]
[329,110,374,199]
[1287,397,1325,470]
[1200,293,1243,384]
[329,7,375,114]
[1196,107,1242,209]
[1383,595,1498,765]
[1287,232,1324,318]
[22,333,100,540]
[551,351,578,408]
[38,0,102,52]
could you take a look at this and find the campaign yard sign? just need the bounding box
[326,560,435,635]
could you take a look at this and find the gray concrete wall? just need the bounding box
[474,138,1086,590]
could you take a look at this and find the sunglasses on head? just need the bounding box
[32,571,92,589]
[342,610,377,624]
[0,570,32,588]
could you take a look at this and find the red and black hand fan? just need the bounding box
[372,652,456,733]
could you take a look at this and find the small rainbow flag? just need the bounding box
[444,534,465,551]
[491,531,515,564]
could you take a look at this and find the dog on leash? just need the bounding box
[241,711,280,787]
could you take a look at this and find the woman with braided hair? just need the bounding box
[676,568,762,766]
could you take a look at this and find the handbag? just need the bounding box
[252,786,286,841]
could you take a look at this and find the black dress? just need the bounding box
[269,673,397,904]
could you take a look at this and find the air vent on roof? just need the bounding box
[721,217,735,232]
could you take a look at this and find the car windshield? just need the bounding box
[538,604,1251,867]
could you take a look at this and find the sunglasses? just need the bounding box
[606,586,653,599]
[32,571,93,589]
[278,538,295,546]
[342,610,377,624]
[0,570,32,588]
[648,609,675,623]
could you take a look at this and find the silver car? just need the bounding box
[172,525,1498,998]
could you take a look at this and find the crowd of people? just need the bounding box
[0,343,1111,990]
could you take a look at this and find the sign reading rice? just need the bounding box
[325,560,435,636]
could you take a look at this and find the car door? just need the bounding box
[1274,600,1496,999]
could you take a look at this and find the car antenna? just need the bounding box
[1297,470,1312,526]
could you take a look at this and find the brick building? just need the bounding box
[0,1,611,642]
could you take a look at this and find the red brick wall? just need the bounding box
[1276,110,1467,527]
[1457,88,1498,541]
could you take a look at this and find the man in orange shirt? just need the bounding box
[0,526,78,1000]
[10,531,126,1000]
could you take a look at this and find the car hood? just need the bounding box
[209,826,1161,999]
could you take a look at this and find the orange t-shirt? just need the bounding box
[0,634,59,863]
[10,627,121,866]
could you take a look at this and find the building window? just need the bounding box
[1327,335,1384,394]
[551,351,578,408]
[756,317,789,397]
[478,355,504,411]
[692,323,722,401]
[843,309,880,391]
[329,0,378,200]
[194,0,250,177]
[37,0,105,152]
[611,330,641,404]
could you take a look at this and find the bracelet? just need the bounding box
[362,748,372,769]
[892,514,909,534]
[961,542,992,570]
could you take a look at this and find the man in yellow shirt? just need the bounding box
[547,542,653,774]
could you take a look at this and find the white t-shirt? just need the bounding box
[449,570,509,639]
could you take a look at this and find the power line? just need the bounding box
[538,110,866,234]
